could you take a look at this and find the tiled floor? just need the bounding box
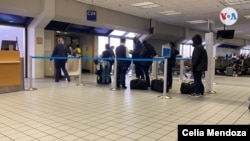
[0,74,249,141]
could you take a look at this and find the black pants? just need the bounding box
[55,60,70,82]
[116,65,126,88]
[167,66,173,89]
[142,65,150,87]
[193,71,204,94]
[134,62,144,79]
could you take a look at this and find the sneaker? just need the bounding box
[122,86,127,89]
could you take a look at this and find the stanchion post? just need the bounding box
[76,56,84,86]
[179,59,184,82]
[25,56,37,91]
[111,57,118,90]
[158,58,171,99]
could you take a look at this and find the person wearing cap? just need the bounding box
[190,34,208,97]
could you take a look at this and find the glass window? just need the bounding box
[97,36,108,56]
[180,44,193,58]
[125,32,138,38]
[109,30,126,36]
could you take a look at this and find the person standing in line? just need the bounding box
[129,37,144,79]
[101,44,112,84]
[140,40,158,87]
[50,38,71,82]
[190,34,208,97]
[116,38,129,89]
[109,45,115,74]
[167,42,179,91]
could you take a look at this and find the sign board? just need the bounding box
[220,7,238,26]
[87,10,97,21]
[162,46,171,58]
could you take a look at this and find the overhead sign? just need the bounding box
[220,7,238,26]
[87,10,96,21]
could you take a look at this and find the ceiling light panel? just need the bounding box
[186,20,207,24]
[158,10,181,15]
[244,15,250,19]
[131,2,154,7]
[219,0,250,6]
[141,4,160,8]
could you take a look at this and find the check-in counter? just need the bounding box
[0,51,22,94]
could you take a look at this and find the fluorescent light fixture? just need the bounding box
[141,4,160,8]
[244,15,250,19]
[158,10,181,15]
[131,2,154,7]
[219,0,250,6]
[110,30,126,36]
[187,20,207,24]
[131,1,160,9]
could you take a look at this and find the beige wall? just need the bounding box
[44,30,55,77]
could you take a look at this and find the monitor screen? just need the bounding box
[1,40,17,50]
[216,30,235,39]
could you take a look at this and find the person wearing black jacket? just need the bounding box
[116,38,129,89]
[190,34,208,97]
[167,42,179,91]
[140,40,158,87]
[50,38,70,82]
[130,37,144,79]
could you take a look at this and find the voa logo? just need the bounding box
[220,7,238,26]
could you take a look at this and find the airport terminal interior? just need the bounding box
[0,0,250,141]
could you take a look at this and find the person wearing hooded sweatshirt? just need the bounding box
[190,34,208,97]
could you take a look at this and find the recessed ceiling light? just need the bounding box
[141,4,160,8]
[244,15,250,19]
[186,20,207,24]
[158,10,181,15]
[131,2,154,7]
[219,0,250,6]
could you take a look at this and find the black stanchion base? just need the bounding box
[158,95,172,99]
[25,88,38,91]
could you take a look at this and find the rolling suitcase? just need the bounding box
[130,79,148,90]
[180,81,194,94]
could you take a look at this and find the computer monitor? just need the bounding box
[216,30,235,39]
[1,40,17,50]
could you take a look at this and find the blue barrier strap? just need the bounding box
[32,56,80,59]
[32,56,191,61]
[118,58,164,61]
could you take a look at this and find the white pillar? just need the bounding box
[205,32,215,93]
[28,0,55,78]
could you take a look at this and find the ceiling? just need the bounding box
[75,0,250,40]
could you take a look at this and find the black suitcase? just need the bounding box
[130,79,148,90]
[180,81,194,94]
[151,79,166,92]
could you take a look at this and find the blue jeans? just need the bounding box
[102,62,110,83]
[193,71,204,94]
